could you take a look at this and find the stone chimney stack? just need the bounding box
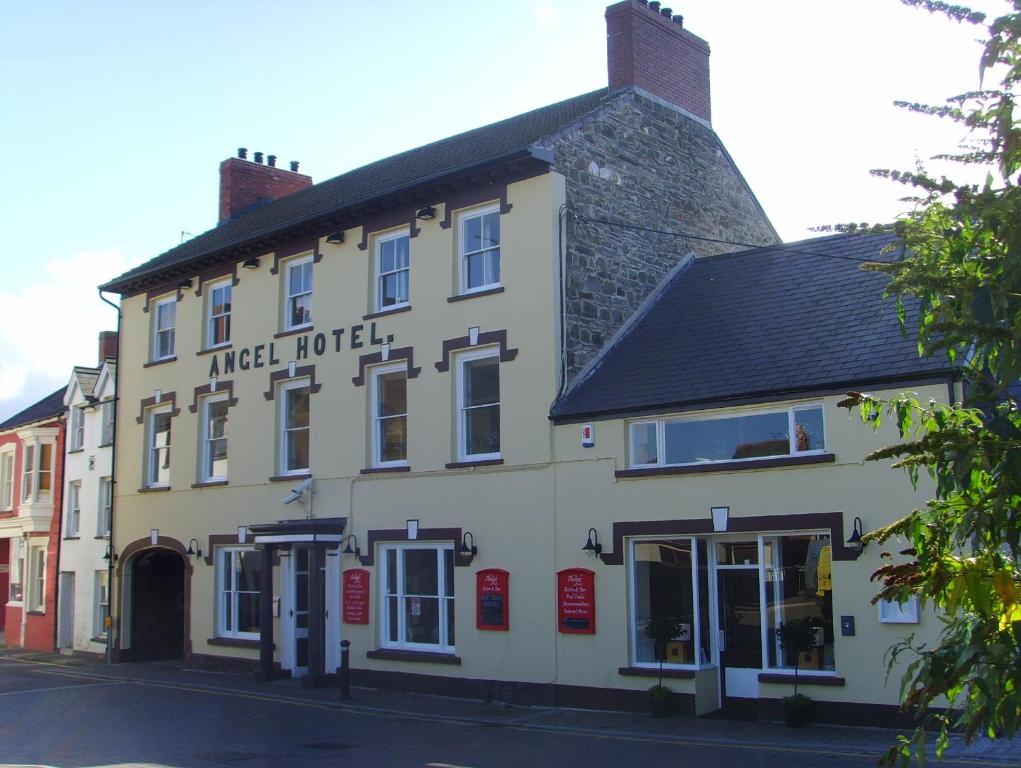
[218,148,313,224]
[98,331,118,363]
[605,1,711,124]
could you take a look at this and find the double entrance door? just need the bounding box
[280,545,342,678]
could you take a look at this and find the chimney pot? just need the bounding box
[238,147,248,160]
[254,151,264,164]
[648,1,660,11]
[660,7,672,18]
[673,14,683,26]
[290,160,300,172]
[267,154,277,167]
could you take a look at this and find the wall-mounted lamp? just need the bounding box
[342,534,361,558]
[582,528,602,556]
[178,278,193,289]
[326,231,345,244]
[241,256,260,270]
[415,206,436,221]
[102,544,118,564]
[186,538,203,559]
[847,516,866,550]
[459,531,477,563]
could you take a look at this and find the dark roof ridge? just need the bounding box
[688,230,900,266]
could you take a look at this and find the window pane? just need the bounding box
[237,550,261,593]
[464,216,482,253]
[287,429,309,472]
[464,358,499,407]
[380,417,407,462]
[446,597,455,646]
[378,373,406,417]
[236,593,260,634]
[151,412,171,485]
[633,539,695,665]
[486,248,500,285]
[287,388,310,429]
[443,549,453,598]
[466,404,500,456]
[289,294,311,327]
[385,549,397,595]
[481,212,500,248]
[387,596,399,642]
[664,411,789,464]
[716,540,758,566]
[380,240,395,273]
[403,549,439,596]
[631,422,658,465]
[37,444,51,493]
[404,596,439,645]
[794,408,825,452]
[380,274,399,307]
[465,252,485,290]
[764,534,834,671]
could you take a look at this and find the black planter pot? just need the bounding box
[648,689,674,718]
[782,695,812,727]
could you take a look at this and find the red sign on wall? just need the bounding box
[343,568,370,625]
[557,568,595,634]
[476,568,509,631]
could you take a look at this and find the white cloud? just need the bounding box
[534,3,558,26]
[0,249,129,410]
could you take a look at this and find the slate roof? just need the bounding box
[551,232,954,421]
[0,388,67,431]
[72,367,101,400]
[102,88,614,294]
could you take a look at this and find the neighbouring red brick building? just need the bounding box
[0,389,66,650]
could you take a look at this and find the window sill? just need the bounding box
[366,649,461,665]
[63,535,81,541]
[90,636,109,644]
[274,326,312,339]
[445,458,504,470]
[363,305,411,321]
[360,466,411,475]
[268,472,311,482]
[618,666,695,680]
[67,448,84,454]
[98,441,113,448]
[207,636,265,650]
[615,453,836,478]
[191,480,228,488]
[758,672,845,686]
[94,534,111,540]
[27,610,45,616]
[196,344,232,357]
[143,356,177,368]
[137,486,171,493]
[447,286,505,303]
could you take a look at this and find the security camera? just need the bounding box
[281,477,313,505]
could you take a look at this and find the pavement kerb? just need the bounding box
[3,650,1020,767]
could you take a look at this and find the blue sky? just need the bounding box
[0,0,1007,419]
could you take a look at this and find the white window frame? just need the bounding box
[380,543,455,653]
[93,570,109,638]
[152,296,176,361]
[217,546,261,640]
[97,476,112,536]
[628,403,827,469]
[0,448,14,510]
[100,400,115,446]
[20,440,54,504]
[199,393,229,483]
[371,363,409,468]
[456,348,501,462]
[66,480,81,537]
[206,280,232,349]
[70,406,85,451]
[278,379,311,476]
[28,541,46,613]
[22,443,34,501]
[8,537,24,603]
[146,405,172,488]
[284,256,314,331]
[878,596,920,624]
[375,229,411,311]
[458,204,501,295]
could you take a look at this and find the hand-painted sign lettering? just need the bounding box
[476,568,509,631]
[342,568,370,625]
[557,568,595,634]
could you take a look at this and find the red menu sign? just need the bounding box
[557,568,595,634]
[476,568,509,631]
[343,568,369,624]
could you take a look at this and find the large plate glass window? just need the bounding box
[201,394,229,482]
[218,547,261,639]
[207,281,232,348]
[457,351,500,461]
[285,257,313,330]
[376,231,410,310]
[460,207,500,293]
[279,381,310,474]
[381,544,454,652]
[147,407,172,487]
[372,364,407,467]
[152,297,176,360]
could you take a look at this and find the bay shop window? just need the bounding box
[630,533,836,674]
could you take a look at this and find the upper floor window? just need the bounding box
[460,206,500,294]
[21,442,52,503]
[371,364,408,467]
[457,350,500,461]
[628,404,826,469]
[207,281,232,348]
[100,400,115,446]
[146,406,172,488]
[70,406,85,451]
[200,394,229,482]
[376,231,410,310]
[66,481,81,537]
[279,380,310,475]
[98,476,112,536]
[285,257,313,330]
[1,450,14,510]
[152,297,176,361]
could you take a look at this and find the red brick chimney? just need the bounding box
[219,148,313,224]
[605,1,711,124]
[98,331,118,363]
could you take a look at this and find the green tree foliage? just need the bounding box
[839,2,1021,763]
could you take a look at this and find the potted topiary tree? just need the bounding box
[775,617,815,727]
[643,613,682,718]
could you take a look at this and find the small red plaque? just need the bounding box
[343,568,370,625]
[557,568,595,634]
[476,568,509,631]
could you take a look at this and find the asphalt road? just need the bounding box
[0,658,1009,768]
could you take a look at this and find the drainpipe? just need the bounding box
[98,288,121,664]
